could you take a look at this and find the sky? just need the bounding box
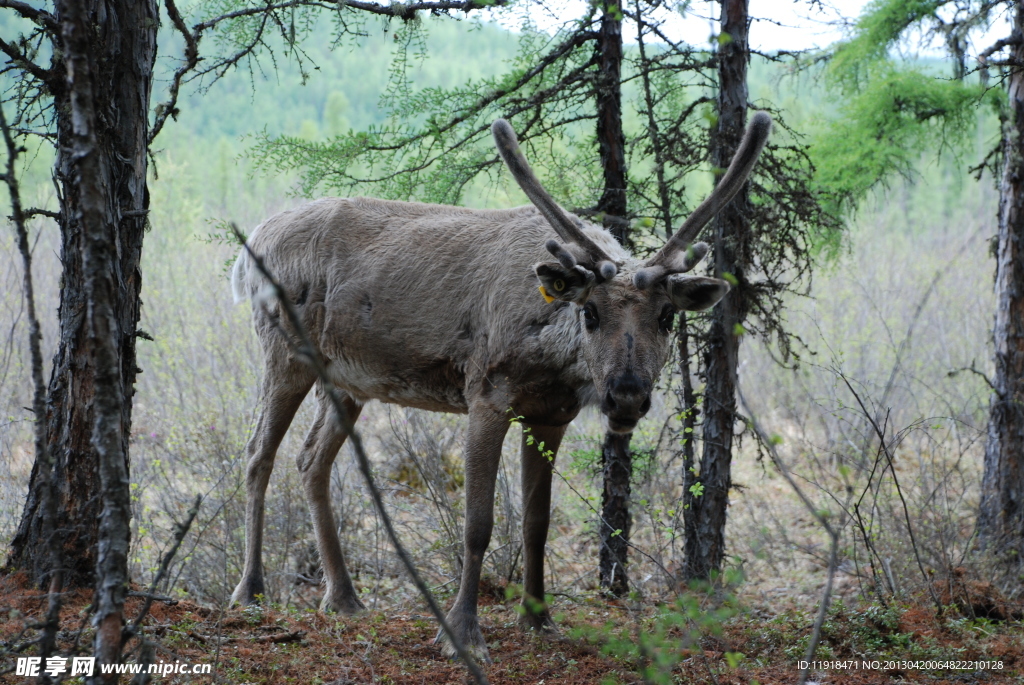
[490,0,1013,56]
[651,0,868,52]
[491,0,870,52]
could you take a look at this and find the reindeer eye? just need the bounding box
[658,304,676,333]
[553,278,566,292]
[582,302,599,332]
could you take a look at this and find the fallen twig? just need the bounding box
[186,629,306,645]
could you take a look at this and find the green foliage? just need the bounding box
[812,0,1001,218]
[812,67,989,214]
[249,17,597,204]
[573,586,741,685]
[830,0,944,88]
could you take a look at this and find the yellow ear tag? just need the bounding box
[539,285,555,303]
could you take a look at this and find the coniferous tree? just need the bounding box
[811,0,1021,567]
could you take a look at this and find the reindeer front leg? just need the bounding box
[519,422,566,632]
[437,404,509,663]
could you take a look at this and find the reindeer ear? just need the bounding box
[665,274,730,311]
[535,263,595,304]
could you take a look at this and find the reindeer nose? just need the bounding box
[602,373,652,432]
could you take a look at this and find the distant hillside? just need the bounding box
[169,16,519,141]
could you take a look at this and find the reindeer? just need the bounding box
[229,112,772,661]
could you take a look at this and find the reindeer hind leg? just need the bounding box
[232,357,315,607]
[297,383,365,614]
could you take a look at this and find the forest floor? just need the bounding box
[1,572,1023,684]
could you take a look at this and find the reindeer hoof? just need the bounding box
[230,578,266,607]
[435,612,492,664]
[320,593,366,615]
[518,610,559,635]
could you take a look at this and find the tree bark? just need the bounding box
[6,0,157,596]
[979,3,1024,565]
[595,0,628,245]
[599,432,631,595]
[684,0,750,582]
[595,0,632,596]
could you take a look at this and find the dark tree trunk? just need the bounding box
[684,0,750,582]
[980,3,1024,564]
[6,0,157,598]
[599,433,631,595]
[678,314,699,568]
[595,0,631,596]
[595,0,628,245]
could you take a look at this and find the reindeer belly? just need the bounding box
[322,353,467,412]
[321,324,469,412]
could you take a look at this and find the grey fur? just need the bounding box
[229,117,765,663]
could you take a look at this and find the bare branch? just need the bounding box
[737,385,846,685]
[150,0,510,144]
[24,207,58,220]
[948,361,999,395]
[0,98,62,670]
[0,35,54,90]
[149,0,201,144]
[0,0,58,31]
[979,33,1022,61]
[838,375,944,616]
[124,495,201,643]
[192,0,510,31]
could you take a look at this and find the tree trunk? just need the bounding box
[979,2,1024,565]
[684,0,750,582]
[599,433,631,595]
[595,0,632,596]
[678,314,699,573]
[6,0,157,596]
[595,0,628,246]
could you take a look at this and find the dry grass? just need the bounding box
[2,571,1022,684]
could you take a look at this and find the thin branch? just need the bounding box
[979,33,1022,61]
[231,224,489,685]
[948,361,999,395]
[0,98,62,674]
[0,35,54,90]
[149,0,201,144]
[150,0,512,144]
[839,375,944,616]
[23,207,58,220]
[737,385,846,685]
[123,495,202,644]
[192,0,509,32]
[0,0,58,31]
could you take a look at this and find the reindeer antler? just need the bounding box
[633,111,772,289]
[492,119,618,281]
